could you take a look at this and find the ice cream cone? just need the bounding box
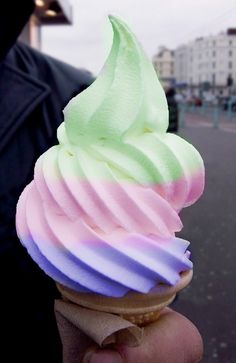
[57,270,192,327]
[15,15,204,362]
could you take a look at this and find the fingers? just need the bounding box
[85,308,203,363]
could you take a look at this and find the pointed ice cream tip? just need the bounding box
[62,14,169,146]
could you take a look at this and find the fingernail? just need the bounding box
[83,349,123,363]
[82,346,99,363]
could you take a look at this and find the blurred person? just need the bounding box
[0,1,203,362]
[194,97,202,107]
[166,87,179,132]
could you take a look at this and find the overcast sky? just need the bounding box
[42,0,236,75]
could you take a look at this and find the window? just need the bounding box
[229,61,232,69]
[212,73,215,85]
[229,50,232,56]
[212,61,215,68]
[212,50,216,57]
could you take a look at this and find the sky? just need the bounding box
[42,0,236,75]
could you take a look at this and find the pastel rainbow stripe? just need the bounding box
[15,16,204,297]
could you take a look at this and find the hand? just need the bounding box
[83,308,203,363]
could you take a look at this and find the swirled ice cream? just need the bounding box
[16,16,204,297]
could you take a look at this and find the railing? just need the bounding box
[178,101,236,129]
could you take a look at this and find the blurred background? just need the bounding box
[20,1,236,362]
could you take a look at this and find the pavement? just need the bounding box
[172,115,236,362]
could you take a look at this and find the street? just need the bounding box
[173,115,236,362]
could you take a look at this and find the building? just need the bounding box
[174,45,189,87]
[153,47,175,89]
[19,0,73,49]
[174,29,236,97]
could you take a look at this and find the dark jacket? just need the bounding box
[0,42,93,362]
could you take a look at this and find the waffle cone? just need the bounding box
[57,270,192,327]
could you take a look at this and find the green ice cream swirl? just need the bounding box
[57,15,204,210]
[58,15,169,145]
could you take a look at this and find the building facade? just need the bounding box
[174,29,236,97]
[153,47,175,89]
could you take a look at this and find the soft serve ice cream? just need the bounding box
[16,16,204,297]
